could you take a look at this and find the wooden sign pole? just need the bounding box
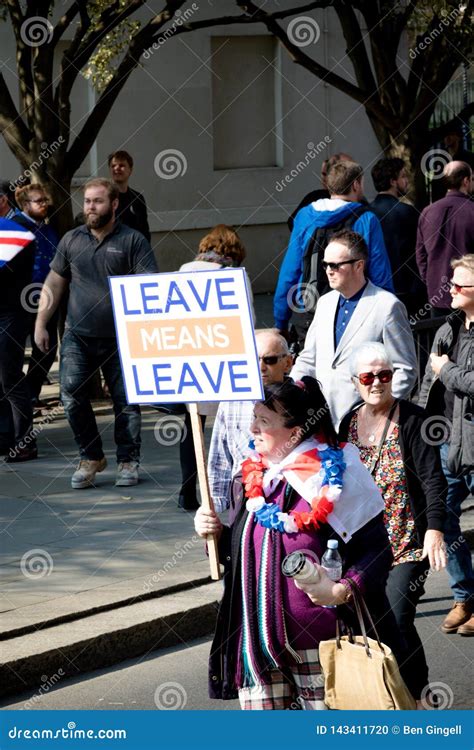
[188,402,221,581]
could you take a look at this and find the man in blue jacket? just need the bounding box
[274,160,393,346]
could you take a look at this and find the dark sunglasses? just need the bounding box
[450,280,474,293]
[322,259,360,272]
[357,369,393,386]
[259,354,287,365]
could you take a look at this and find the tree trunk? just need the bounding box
[46,176,74,237]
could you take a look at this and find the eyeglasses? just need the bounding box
[259,354,287,365]
[357,369,393,386]
[27,198,49,206]
[322,259,360,272]
[450,280,474,293]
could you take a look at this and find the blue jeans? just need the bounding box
[440,442,474,603]
[60,332,141,463]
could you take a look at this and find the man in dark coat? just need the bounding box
[108,150,151,242]
[370,158,425,317]
[416,161,474,317]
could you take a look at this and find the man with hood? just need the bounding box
[274,160,393,347]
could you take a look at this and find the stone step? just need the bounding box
[0,581,221,700]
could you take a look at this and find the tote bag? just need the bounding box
[318,580,416,710]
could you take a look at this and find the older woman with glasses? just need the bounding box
[339,341,447,707]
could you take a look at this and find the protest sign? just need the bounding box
[109,268,262,404]
[110,268,262,579]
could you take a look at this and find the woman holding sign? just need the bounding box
[195,377,403,710]
[177,225,255,510]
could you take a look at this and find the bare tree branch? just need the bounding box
[333,2,377,96]
[234,0,397,129]
[66,2,188,173]
[51,1,83,46]
[0,73,31,166]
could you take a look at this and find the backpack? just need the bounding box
[300,204,369,314]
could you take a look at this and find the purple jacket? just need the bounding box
[416,191,474,309]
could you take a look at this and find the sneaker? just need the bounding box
[458,614,474,637]
[71,457,107,489]
[441,601,472,633]
[115,461,139,487]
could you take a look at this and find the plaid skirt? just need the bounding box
[238,648,327,710]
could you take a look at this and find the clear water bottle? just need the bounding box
[321,540,342,580]
[321,540,342,609]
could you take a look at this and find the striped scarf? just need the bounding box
[237,485,302,689]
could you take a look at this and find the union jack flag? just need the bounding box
[0,217,35,268]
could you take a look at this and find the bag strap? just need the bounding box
[339,578,385,655]
[367,399,398,476]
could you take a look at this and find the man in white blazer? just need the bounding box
[291,229,417,427]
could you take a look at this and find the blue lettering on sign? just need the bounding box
[152,363,175,394]
[215,277,238,310]
[187,279,212,311]
[177,364,204,394]
[132,364,153,395]
[165,282,191,313]
[200,362,225,393]
[120,284,141,315]
[228,360,251,392]
[140,283,162,314]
